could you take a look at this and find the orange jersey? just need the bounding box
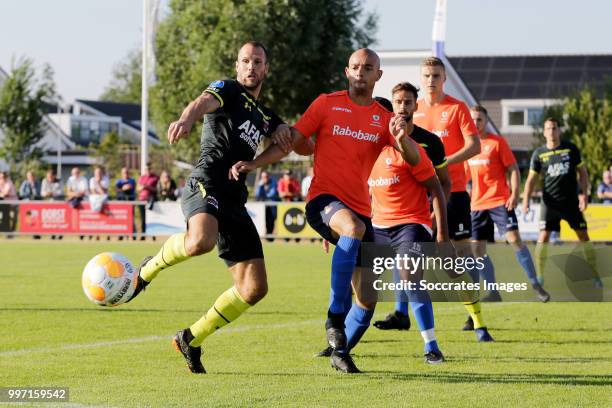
[466,133,516,211]
[369,144,435,228]
[293,91,396,217]
[413,94,478,193]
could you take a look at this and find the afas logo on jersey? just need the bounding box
[238,120,264,152]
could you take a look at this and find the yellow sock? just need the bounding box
[189,287,251,347]
[535,242,548,283]
[140,233,189,282]
[582,241,597,275]
[463,300,485,329]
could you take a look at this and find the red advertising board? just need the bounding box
[19,202,133,234]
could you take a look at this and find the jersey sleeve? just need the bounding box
[411,144,436,182]
[457,102,479,137]
[498,136,517,168]
[202,79,239,109]
[529,149,542,173]
[266,110,285,137]
[293,94,326,138]
[428,133,448,168]
[570,143,584,168]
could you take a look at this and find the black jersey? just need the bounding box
[410,125,447,169]
[529,141,584,205]
[191,79,284,203]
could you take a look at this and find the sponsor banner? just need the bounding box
[0,204,16,232]
[275,203,318,238]
[560,204,612,241]
[18,202,133,234]
[246,202,266,237]
[145,202,185,235]
[514,204,541,241]
[145,201,266,237]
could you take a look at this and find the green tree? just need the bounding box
[533,85,612,195]
[0,57,58,178]
[150,0,377,163]
[89,132,125,178]
[100,49,142,104]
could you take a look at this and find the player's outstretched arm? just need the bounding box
[577,166,589,211]
[506,163,520,210]
[446,133,480,165]
[167,93,221,145]
[435,166,452,201]
[391,114,420,165]
[522,170,538,213]
[423,176,449,242]
[229,128,308,180]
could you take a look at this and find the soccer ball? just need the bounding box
[82,252,137,306]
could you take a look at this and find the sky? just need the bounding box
[1,0,611,103]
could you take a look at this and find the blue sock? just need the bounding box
[392,267,409,315]
[481,255,497,285]
[515,245,538,285]
[343,287,353,316]
[346,304,374,351]
[467,260,480,285]
[329,236,361,314]
[408,290,438,353]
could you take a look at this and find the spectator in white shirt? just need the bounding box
[66,167,88,208]
[41,169,64,200]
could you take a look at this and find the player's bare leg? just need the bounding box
[174,258,267,373]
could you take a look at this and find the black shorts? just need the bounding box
[181,177,263,265]
[471,205,519,241]
[447,191,472,240]
[540,202,587,232]
[374,223,432,252]
[305,194,374,266]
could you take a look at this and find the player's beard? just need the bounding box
[401,113,413,122]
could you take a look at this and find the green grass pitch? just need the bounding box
[1,241,611,407]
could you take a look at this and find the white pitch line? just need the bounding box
[0,302,515,358]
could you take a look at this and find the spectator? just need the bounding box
[0,172,18,234]
[89,166,109,212]
[137,164,159,238]
[256,171,279,239]
[66,167,89,208]
[41,169,63,200]
[157,170,177,201]
[597,170,612,204]
[0,171,18,200]
[19,171,40,200]
[115,167,136,201]
[301,166,313,199]
[277,169,301,202]
[175,176,186,200]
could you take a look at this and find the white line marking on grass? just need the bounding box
[0,302,516,358]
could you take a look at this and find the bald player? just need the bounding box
[232,48,421,373]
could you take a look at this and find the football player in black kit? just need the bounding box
[126,41,289,374]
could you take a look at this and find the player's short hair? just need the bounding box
[421,57,446,71]
[374,97,393,112]
[242,40,269,63]
[544,117,560,126]
[471,105,488,116]
[391,82,420,100]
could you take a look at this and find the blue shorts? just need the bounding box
[305,194,374,266]
[471,205,518,241]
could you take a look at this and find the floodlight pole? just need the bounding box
[140,0,149,174]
